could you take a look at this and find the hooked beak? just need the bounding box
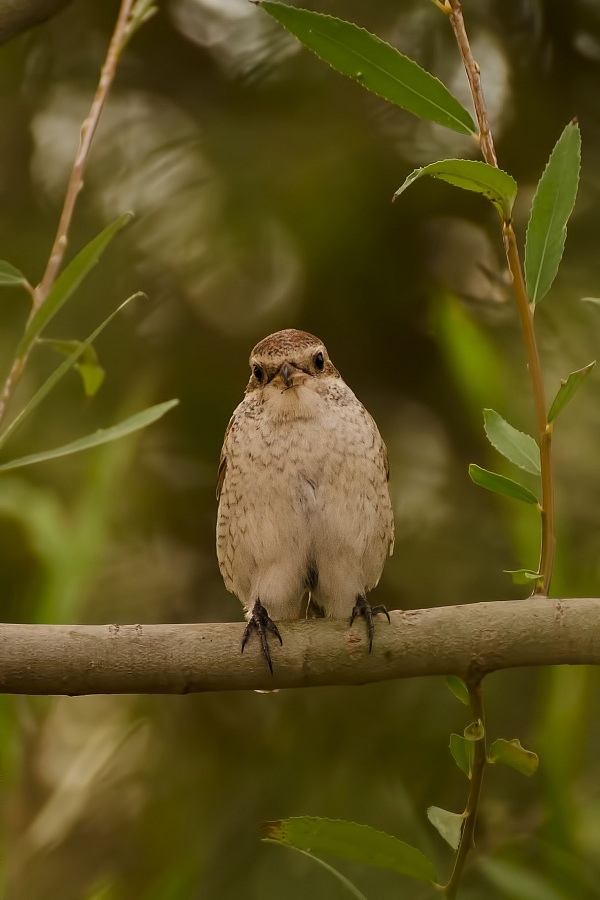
[278,362,303,390]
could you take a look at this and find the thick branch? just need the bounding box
[0,598,598,695]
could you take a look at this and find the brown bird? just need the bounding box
[216,328,394,671]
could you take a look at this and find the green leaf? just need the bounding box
[488,738,539,776]
[0,399,178,472]
[16,213,133,359]
[483,409,540,475]
[0,261,29,287]
[450,734,474,778]
[469,464,539,505]
[258,3,475,134]
[525,122,581,305]
[479,858,572,900]
[394,159,517,218]
[262,817,436,883]
[267,846,367,900]
[41,339,105,397]
[446,675,469,705]
[0,293,144,451]
[504,568,540,585]
[426,807,463,850]
[547,361,595,423]
[464,719,485,741]
[582,296,600,307]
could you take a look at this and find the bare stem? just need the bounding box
[446,0,554,595]
[442,681,486,898]
[0,0,136,430]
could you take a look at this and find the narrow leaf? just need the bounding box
[258,3,475,134]
[16,213,133,359]
[266,846,367,900]
[0,293,144,450]
[464,719,485,741]
[0,399,178,472]
[0,261,28,287]
[469,464,539,505]
[547,361,595,423]
[426,807,463,850]
[446,675,469,705]
[582,297,600,307]
[488,738,539,776]
[262,817,436,883]
[450,734,474,778]
[504,568,540,585]
[483,409,540,475]
[395,159,517,219]
[525,122,581,305]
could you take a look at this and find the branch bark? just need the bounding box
[1,598,598,695]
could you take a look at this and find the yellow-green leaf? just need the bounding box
[469,464,539,505]
[395,159,517,219]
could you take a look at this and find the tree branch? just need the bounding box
[1,598,598,695]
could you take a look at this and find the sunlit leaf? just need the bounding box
[267,846,367,900]
[0,399,178,472]
[469,464,539,505]
[394,159,517,218]
[0,293,144,450]
[16,213,133,359]
[0,261,28,287]
[41,338,105,397]
[426,807,463,850]
[263,817,436,882]
[547,361,595,423]
[446,675,469,705]
[464,719,485,741]
[488,738,539,776]
[525,122,581,305]
[450,734,473,778]
[258,3,475,134]
[504,568,540,585]
[483,409,540,475]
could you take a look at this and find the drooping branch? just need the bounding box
[0,598,598,695]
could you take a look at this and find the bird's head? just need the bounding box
[245,329,339,418]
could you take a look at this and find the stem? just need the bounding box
[0,0,135,430]
[446,0,555,596]
[442,681,487,899]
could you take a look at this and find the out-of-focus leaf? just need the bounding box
[0,399,178,472]
[258,3,475,134]
[446,675,469,705]
[483,409,540,475]
[0,261,28,287]
[525,122,581,305]
[469,464,539,505]
[263,817,436,882]
[16,213,133,359]
[547,361,595,423]
[464,719,485,741]
[480,858,572,900]
[450,734,474,778]
[426,807,463,850]
[395,159,517,218]
[0,293,144,450]
[488,738,539,776]
[582,297,600,306]
[267,845,367,900]
[41,339,105,397]
[504,568,540,585]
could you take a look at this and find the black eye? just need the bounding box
[253,364,263,382]
[314,351,324,371]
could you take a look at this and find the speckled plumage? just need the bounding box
[216,328,394,631]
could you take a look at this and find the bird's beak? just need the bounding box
[277,362,303,389]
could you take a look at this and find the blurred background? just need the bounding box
[0,0,599,897]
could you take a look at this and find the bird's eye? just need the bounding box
[252,364,263,382]
[314,351,325,371]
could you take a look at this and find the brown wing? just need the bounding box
[216,414,235,502]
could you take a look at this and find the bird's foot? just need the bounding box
[241,599,282,674]
[350,595,390,652]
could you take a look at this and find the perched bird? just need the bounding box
[216,328,394,672]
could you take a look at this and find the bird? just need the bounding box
[216,328,395,672]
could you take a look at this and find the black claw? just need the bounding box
[241,600,282,674]
[350,595,390,652]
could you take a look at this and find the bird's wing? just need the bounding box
[216,414,234,502]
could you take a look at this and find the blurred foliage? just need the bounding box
[0,0,600,897]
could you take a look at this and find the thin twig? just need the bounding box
[0,0,136,430]
[446,0,554,594]
[442,681,487,899]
